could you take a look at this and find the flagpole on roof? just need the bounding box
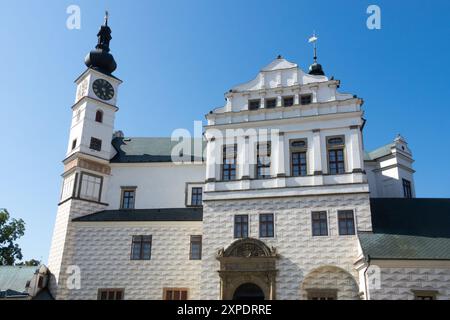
[308,31,318,63]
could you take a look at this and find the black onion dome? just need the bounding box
[308,62,325,76]
[85,15,117,74]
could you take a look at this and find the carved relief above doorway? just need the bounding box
[217,238,279,300]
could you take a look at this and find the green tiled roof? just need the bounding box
[112,137,392,163]
[359,198,450,260]
[111,137,205,163]
[364,143,395,161]
[0,266,36,295]
[359,233,450,260]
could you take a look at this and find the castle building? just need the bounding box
[48,18,450,300]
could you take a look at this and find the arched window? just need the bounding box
[95,110,103,123]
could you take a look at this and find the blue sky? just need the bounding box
[0,0,449,262]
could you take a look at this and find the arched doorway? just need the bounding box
[233,283,265,300]
[217,238,278,300]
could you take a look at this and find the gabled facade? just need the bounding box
[47,18,450,300]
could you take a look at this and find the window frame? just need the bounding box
[256,142,271,179]
[413,290,438,300]
[190,187,203,207]
[248,99,261,110]
[163,288,189,300]
[300,94,313,105]
[327,136,346,175]
[120,187,137,209]
[307,289,337,300]
[265,98,277,109]
[403,179,412,198]
[259,213,274,238]
[290,139,308,177]
[89,137,102,152]
[189,235,202,260]
[130,235,152,260]
[77,172,103,202]
[97,288,125,300]
[95,110,104,123]
[71,139,77,150]
[282,96,294,107]
[311,211,329,236]
[234,214,249,238]
[222,144,237,181]
[337,210,356,236]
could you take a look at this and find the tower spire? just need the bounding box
[307,32,325,76]
[104,10,109,26]
[85,12,117,74]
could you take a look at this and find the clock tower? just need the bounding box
[48,14,121,299]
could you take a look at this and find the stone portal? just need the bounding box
[217,238,278,300]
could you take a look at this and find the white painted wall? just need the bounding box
[106,163,205,209]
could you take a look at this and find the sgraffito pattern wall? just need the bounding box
[53,219,202,300]
[200,193,371,299]
[370,267,450,300]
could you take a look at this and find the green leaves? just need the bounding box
[0,208,26,266]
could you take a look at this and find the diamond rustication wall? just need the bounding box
[200,193,372,300]
[53,220,202,300]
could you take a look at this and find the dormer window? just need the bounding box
[95,110,103,123]
[265,98,277,109]
[283,96,294,107]
[249,100,260,110]
[300,94,312,105]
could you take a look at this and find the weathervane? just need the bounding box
[308,31,318,63]
[104,10,109,26]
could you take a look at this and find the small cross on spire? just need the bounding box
[104,10,109,26]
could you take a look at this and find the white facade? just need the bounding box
[48,36,449,299]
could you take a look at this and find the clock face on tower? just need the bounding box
[92,79,114,101]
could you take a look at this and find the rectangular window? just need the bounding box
[257,142,271,179]
[130,235,152,260]
[249,99,260,110]
[290,139,308,176]
[222,145,237,181]
[265,98,277,108]
[307,289,337,300]
[311,211,328,236]
[121,188,136,209]
[61,173,76,201]
[283,96,294,107]
[164,288,188,300]
[191,187,203,206]
[89,137,102,151]
[327,136,345,174]
[413,290,437,300]
[78,172,102,202]
[259,214,274,238]
[71,139,77,150]
[37,276,44,289]
[292,152,307,176]
[338,210,355,235]
[189,235,202,260]
[300,94,312,105]
[98,289,124,300]
[234,215,248,238]
[403,179,412,198]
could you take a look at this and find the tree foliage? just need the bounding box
[0,208,26,265]
[16,259,41,266]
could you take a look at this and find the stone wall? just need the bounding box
[55,221,202,300]
[200,193,371,299]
